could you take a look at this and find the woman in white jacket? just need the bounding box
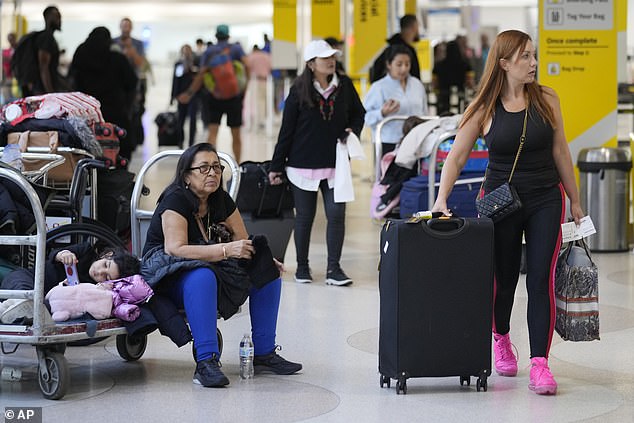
[364,44,429,158]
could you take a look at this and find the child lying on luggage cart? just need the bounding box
[45,274,153,322]
[373,114,464,218]
[0,241,140,324]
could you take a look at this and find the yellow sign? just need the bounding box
[415,39,431,83]
[312,0,340,40]
[273,0,297,43]
[404,0,417,15]
[538,0,617,152]
[351,0,387,74]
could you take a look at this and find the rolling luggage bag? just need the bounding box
[154,111,179,146]
[241,209,294,263]
[378,217,494,394]
[236,161,294,262]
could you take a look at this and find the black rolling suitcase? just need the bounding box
[378,216,494,394]
[236,161,294,262]
[154,111,179,146]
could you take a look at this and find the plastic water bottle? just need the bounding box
[239,333,254,380]
[1,366,22,381]
[1,143,23,172]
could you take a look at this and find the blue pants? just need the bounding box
[164,267,281,361]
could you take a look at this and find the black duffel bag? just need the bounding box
[236,161,294,217]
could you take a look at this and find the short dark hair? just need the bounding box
[384,44,412,65]
[43,5,59,20]
[400,15,417,31]
[100,247,140,278]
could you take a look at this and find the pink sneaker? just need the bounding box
[529,357,557,395]
[493,332,518,376]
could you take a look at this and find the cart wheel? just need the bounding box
[396,377,407,395]
[380,374,391,388]
[460,376,470,386]
[116,334,147,361]
[476,376,488,392]
[38,352,69,400]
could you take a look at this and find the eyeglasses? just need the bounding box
[188,164,225,175]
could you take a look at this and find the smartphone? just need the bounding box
[65,263,79,286]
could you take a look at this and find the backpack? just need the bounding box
[11,31,43,86]
[203,46,246,99]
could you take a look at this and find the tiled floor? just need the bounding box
[1,64,634,422]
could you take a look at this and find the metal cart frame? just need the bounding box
[0,167,146,400]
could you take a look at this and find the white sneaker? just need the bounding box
[0,299,34,324]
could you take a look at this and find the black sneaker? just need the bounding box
[193,354,230,387]
[254,347,302,375]
[325,267,353,286]
[294,266,313,284]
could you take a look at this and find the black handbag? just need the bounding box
[475,109,527,223]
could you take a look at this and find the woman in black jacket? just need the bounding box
[69,26,138,159]
[268,40,365,286]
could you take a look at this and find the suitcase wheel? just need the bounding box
[380,374,391,388]
[396,376,407,395]
[476,376,488,392]
[460,376,471,386]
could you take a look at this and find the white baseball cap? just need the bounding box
[303,39,342,62]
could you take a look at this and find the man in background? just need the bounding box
[178,24,249,163]
[113,17,147,152]
[370,14,421,83]
[17,6,65,96]
[246,45,271,128]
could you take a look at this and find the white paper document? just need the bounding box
[561,216,597,243]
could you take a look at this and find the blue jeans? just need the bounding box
[164,267,282,361]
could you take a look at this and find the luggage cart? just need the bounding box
[0,167,146,400]
[373,115,428,181]
[373,115,485,217]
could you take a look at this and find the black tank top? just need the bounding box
[483,101,560,194]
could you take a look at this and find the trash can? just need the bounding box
[578,147,632,251]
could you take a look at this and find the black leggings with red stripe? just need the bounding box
[492,184,564,358]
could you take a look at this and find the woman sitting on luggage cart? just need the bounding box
[431,30,583,396]
[140,142,302,388]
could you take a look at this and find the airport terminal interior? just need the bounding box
[1,1,634,422]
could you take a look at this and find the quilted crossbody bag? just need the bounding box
[475,108,527,223]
